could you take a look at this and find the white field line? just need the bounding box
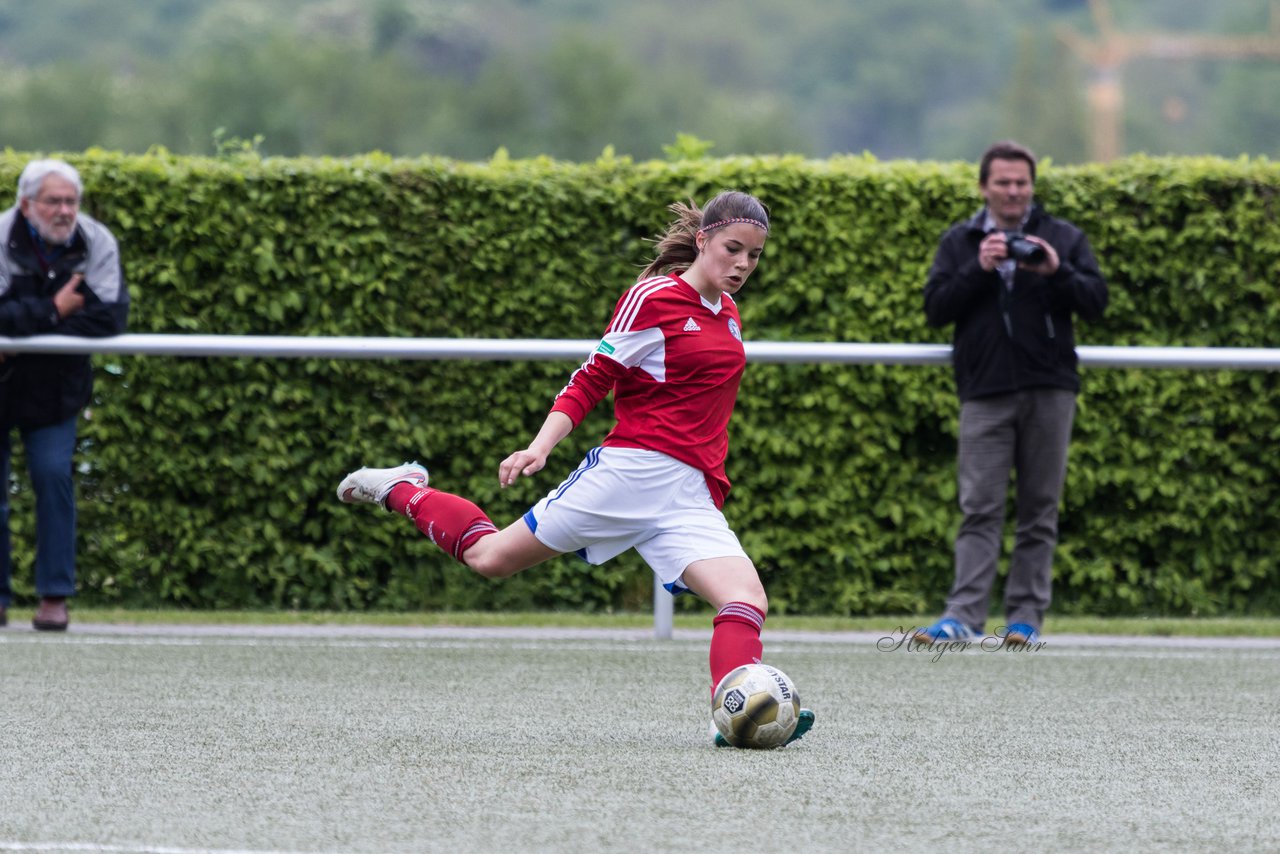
[0,624,1277,659]
[4,621,1280,646]
[0,842,324,854]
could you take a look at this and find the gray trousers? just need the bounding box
[943,389,1076,633]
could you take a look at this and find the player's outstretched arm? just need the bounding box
[498,411,574,487]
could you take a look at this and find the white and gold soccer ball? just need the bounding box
[711,663,800,749]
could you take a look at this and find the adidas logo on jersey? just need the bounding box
[683,317,701,332]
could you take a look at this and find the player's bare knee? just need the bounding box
[479,561,522,580]
[463,548,520,579]
[734,570,768,614]
[718,583,767,615]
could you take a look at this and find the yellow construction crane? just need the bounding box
[1058,0,1280,161]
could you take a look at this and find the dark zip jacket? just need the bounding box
[0,206,128,429]
[923,205,1107,402]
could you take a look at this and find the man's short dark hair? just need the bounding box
[979,141,1037,185]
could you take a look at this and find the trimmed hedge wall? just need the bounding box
[3,150,1278,616]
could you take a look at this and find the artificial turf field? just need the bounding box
[2,622,1277,853]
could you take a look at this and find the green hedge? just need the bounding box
[3,150,1278,617]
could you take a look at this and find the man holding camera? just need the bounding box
[917,140,1108,646]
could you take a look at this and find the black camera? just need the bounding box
[1004,232,1047,265]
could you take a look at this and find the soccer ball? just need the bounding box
[711,663,801,749]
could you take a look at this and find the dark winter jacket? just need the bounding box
[0,206,128,429]
[923,205,1107,402]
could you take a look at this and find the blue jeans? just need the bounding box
[0,414,79,605]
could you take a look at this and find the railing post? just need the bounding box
[654,575,673,640]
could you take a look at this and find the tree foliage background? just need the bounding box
[1,0,1277,163]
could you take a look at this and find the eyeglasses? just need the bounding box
[35,195,80,209]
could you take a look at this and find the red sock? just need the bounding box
[709,602,765,694]
[386,483,498,561]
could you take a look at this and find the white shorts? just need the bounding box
[522,446,748,594]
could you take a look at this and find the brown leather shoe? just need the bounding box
[33,597,69,631]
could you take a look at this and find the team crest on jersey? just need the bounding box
[727,319,742,341]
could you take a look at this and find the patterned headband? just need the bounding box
[698,217,769,235]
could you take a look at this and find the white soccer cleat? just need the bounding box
[336,462,429,508]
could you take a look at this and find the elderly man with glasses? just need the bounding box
[0,159,129,631]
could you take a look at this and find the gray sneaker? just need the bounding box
[336,462,429,508]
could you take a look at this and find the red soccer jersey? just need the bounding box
[549,273,746,508]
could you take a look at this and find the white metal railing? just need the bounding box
[4,333,1280,370]
[6,333,1279,638]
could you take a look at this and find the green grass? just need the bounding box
[11,606,1280,636]
[1,625,1277,852]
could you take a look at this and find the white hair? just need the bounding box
[17,159,83,203]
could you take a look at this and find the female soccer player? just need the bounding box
[338,190,813,747]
